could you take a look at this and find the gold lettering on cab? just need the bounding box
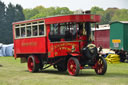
[54,43,77,49]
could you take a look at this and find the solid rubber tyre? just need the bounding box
[27,55,40,72]
[95,57,107,75]
[67,57,80,76]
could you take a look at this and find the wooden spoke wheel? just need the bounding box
[95,57,107,75]
[67,57,80,76]
[28,55,39,72]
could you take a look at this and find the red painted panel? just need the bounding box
[45,15,101,24]
[13,24,17,58]
[13,14,101,59]
[94,30,110,48]
[14,37,47,54]
[13,15,100,25]
[48,41,80,58]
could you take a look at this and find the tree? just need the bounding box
[4,3,16,43]
[0,1,6,43]
[91,6,105,24]
[104,8,119,23]
[0,1,6,24]
[23,6,73,20]
[91,6,104,14]
[46,7,56,16]
[96,11,106,24]
[3,3,25,44]
[112,9,128,21]
[55,7,73,15]
[15,4,25,21]
[30,6,47,19]
[91,7,121,24]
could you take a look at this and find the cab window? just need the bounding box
[49,22,79,42]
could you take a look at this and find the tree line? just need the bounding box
[0,0,128,44]
[91,6,128,24]
[23,6,73,20]
[24,6,128,25]
[0,1,25,44]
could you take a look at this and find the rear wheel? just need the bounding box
[95,57,107,75]
[27,55,40,72]
[67,57,80,76]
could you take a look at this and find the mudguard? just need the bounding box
[68,52,80,57]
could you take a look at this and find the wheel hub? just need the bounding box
[70,65,73,69]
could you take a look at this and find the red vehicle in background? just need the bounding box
[13,14,107,76]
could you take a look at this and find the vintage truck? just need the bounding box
[13,14,107,76]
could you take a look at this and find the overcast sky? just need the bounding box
[2,0,128,10]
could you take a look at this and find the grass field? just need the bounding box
[0,57,128,85]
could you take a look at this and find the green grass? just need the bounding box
[0,57,128,85]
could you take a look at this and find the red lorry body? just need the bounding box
[12,14,107,76]
[13,14,100,58]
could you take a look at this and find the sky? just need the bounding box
[1,0,128,10]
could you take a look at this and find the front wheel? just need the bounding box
[27,55,40,72]
[94,57,107,75]
[67,57,80,76]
